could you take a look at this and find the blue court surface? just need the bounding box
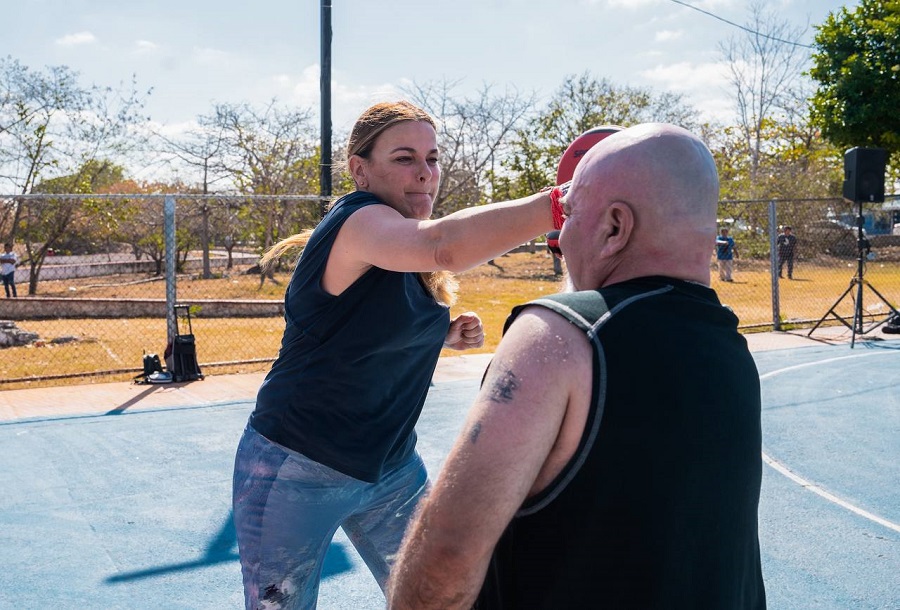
[1,338,898,609]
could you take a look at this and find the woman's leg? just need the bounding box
[341,451,429,591]
[233,425,365,609]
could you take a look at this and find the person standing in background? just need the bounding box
[1,243,18,298]
[716,227,737,282]
[777,226,797,279]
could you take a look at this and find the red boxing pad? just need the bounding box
[556,126,623,185]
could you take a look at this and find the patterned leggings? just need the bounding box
[232,425,428,609]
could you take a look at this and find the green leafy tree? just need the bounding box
[21,160,126,294]
[104,179,178,275]
[502,73,700,199]
[708,118,844,259]
[809,0,900,159]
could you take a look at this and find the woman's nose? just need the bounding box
[417,161,431,182]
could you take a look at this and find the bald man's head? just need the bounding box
[560,123,720,289]
[575,123,718,229]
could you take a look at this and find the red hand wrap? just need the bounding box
[550,184,568,231]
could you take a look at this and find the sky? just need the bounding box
[7,0,858,144]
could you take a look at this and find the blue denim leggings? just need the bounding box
[232,425,428,609]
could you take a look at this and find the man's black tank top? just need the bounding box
[477,277,766,609]
[249,192,449,483]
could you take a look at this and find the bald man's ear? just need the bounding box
[600,202,634,256]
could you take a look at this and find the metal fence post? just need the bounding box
[165,195,177,350]
[769,199,780,331]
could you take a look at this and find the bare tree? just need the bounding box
[0,58,150,293]
[155,124,230,278]
[0,60,89,241]
[767,81,843,199]
[720,1,810,195]
[404,80,537,216]
[201,100,321,284]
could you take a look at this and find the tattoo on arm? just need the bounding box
[488,369,519,404]
[467,369,519,445]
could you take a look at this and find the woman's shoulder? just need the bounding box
[307,191,386,249]
[330,191,383,214]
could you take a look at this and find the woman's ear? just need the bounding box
[348,155,368,189]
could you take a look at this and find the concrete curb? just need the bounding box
[3,329,896,422]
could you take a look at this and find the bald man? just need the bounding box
[387,124,766,610]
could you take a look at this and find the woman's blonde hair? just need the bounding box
[259,101,456,306]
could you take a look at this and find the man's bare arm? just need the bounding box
[387,306,591,609]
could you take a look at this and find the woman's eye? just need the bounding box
[427,157,439,166]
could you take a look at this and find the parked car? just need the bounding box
[801,219,867,257]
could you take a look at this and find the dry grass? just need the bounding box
[5,252,562,389]
[711,257,900,327]
[5,250,899,390]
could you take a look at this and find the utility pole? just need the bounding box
[320,0,333,217]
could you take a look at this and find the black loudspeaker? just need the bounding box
[843,147,886,203]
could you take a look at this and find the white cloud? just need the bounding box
[280,65,403,132]
[150,118,200,139]
[692,0,738,9]
[191,47,232,65]
[694,95,734,123]
[134,40,158,53]
[641,60,728,92]
[655,29,684,42]
[272,74,292,87]
[283,65,320,105]
[641,60,735,122]
[55,32,97,47]
[603,0,660,8]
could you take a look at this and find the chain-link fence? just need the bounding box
[0,193,898,389]
[714,196,900,332]
[0,194,325,389]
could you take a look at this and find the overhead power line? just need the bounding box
[668,0,816,49]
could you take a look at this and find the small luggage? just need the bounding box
[170,304,204,382]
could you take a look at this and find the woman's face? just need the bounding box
[351,120,441,220]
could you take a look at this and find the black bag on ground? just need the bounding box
[883,312,900,334]
[143,354,163,377]
[134,353,166,384]
[171,305,204,382]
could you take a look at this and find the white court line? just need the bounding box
[760,349,900,534]
[761,452,900,534]
[758,350,897,381]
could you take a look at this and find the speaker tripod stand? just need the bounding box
[808,201,900,347]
